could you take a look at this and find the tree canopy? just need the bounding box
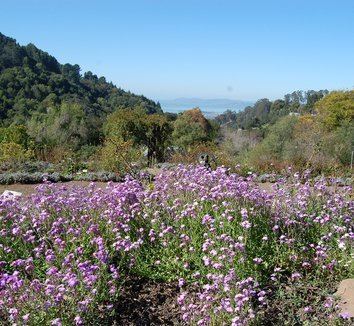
[172,108,216,150]
[104,107,172,164]
[215,90,329,129]
[0,32,162,127]
[315,90,354,130]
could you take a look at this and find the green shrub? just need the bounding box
[0,142,34,164]
[95,138,142,176]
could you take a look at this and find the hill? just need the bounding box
[214,90,329,129]
[0,32,162,125]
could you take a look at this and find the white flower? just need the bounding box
[338,241,346,250]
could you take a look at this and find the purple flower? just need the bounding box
[291,272,302,281]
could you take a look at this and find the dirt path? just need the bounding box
[0,181,350,198]
[0,181,109,197]
[0,181,277,197]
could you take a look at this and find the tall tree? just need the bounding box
[172,108,215,150]
[104,107,172,165]
[315,90,354,130]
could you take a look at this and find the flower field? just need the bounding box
[0,165,353,325]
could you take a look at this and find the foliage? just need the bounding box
[246,116,298,170]
[315,90,354,130]
[327,120,354,165]
[168,141,242,170]
[215,90,329,130]
[0,33,162,127]
[0,172,64,184]
[27,102,90,151]
[0,160,54,174]
[0,171,121,184]
[0,141,34,164]
[95,138,142,176]
[218,128,263,165]
[244,103,354,174]
[0,166,352,324]
[172,108,216,150]
[169,142,217,166]
[0,125,30,147]
[104,107,172,165]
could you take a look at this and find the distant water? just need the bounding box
[159,98,253,118]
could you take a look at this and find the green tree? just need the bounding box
[104,107,172,165]
[172,108,215,150]
[27,102,89,151]
[315,90,354,130]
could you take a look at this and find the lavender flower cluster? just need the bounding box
[0,179,144,325]
[0,165,353,325]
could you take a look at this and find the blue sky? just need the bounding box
[1,0,353,101]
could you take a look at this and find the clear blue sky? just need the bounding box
[1,0,353,101]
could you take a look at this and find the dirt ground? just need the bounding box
[0,181,109,197]
[0,181,275,197]
[111,276,182,325]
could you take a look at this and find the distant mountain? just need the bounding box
[0,32,162,125]
[160,98,253,118]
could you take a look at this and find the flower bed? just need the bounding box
[0,165,353,325]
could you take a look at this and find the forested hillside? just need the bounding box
[215,90,328,129]
[0,32,162,127]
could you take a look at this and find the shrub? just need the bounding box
[0,142,34,164]
[95,138,142,177]
[0,160,55,173]
[0,125,30,147]
[0,172,66,184]
[75,172,121,182]
[0,171,122,184]
[323,121,354,166]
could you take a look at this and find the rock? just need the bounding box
[333,178,353,187]
[336,279,354,318]
[258,174,271,183]
[198,153,213,170]
[2,190,22,198]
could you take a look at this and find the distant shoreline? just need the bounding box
[160,98,254,118]
[162,107,230,118]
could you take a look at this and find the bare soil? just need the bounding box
[111,276,182,326]
[0,181,277,198]
[0,181,109,197]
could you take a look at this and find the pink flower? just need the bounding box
[291,272,301,280]
[241,220,251,229]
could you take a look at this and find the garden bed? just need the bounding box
[0,165,353,325]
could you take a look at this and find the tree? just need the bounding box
[27,102,89,151]
[315,90,354,130]
[104,107,172,165]
[172,108,215,150]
